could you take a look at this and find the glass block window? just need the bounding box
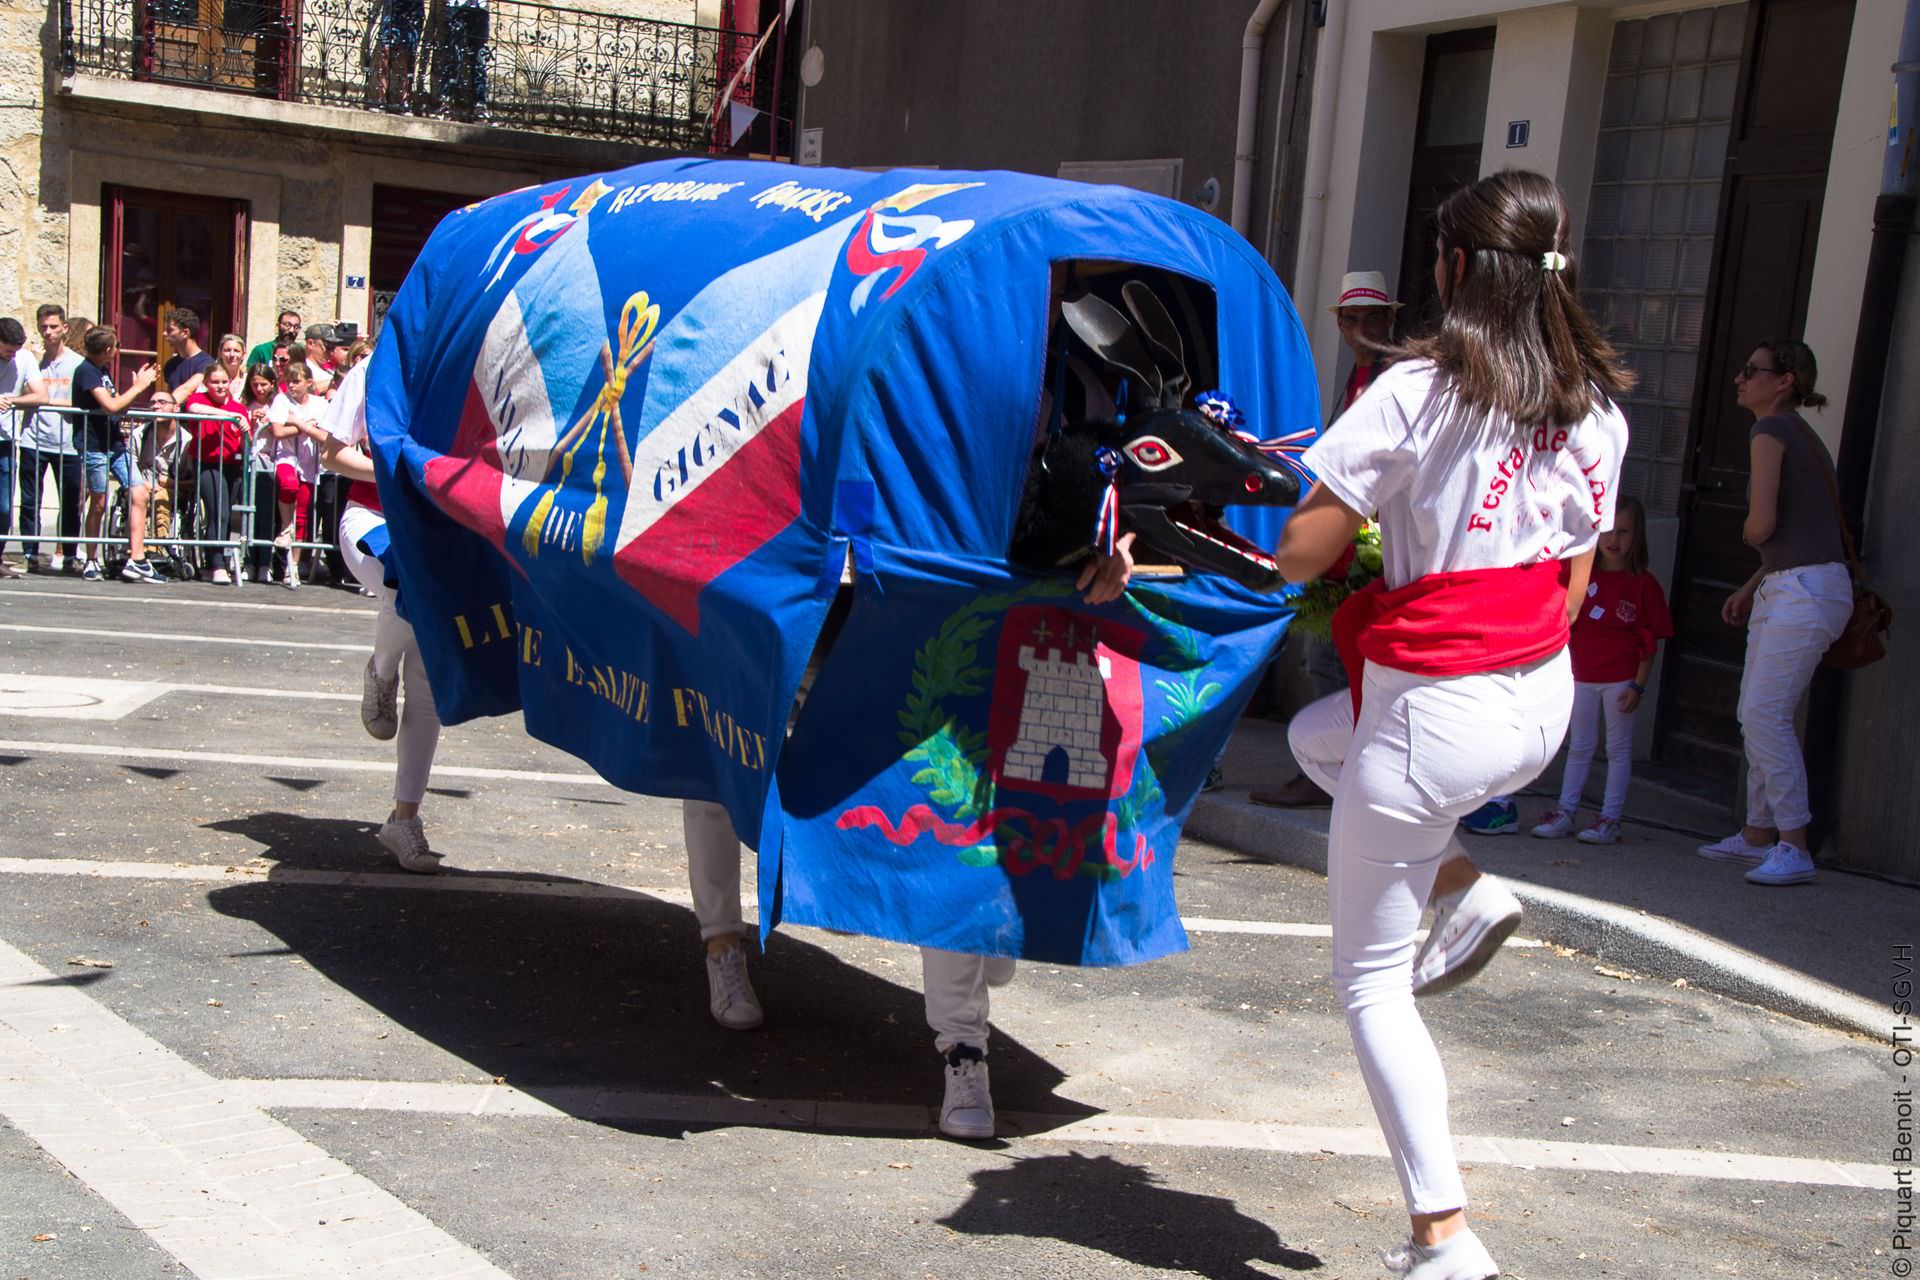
[1582,3,1747,518]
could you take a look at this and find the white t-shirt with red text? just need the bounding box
[266,391,324,480]
[1303,359,1627,590]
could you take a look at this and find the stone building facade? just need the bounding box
[0,0,736,357]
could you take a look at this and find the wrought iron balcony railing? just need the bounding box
[59,0,763,150]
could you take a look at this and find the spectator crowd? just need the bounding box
[0,304,373,589]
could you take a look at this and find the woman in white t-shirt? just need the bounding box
[1266,171,1630,1280]
[317,355,445,874]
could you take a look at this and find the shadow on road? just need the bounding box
[203,810,1098,1137]
[940,1152,1322,1277]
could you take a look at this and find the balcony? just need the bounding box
[58,0,767,151]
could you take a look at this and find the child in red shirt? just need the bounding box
[181,364,250,583]
[1532,496,1672,844]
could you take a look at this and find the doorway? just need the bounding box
[1395,28,1495,335]
[102,186,247,393]
[1655,0,1855,788]
[370,185,475,336]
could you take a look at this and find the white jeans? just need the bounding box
[683,798,991,1053]
[1739,562,1851,832]
[1557,680,1635,819]
[339,504,441,807]
[1289,653,1572,1214]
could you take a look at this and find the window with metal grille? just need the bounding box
[1579,3,1746,518]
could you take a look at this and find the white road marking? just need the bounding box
[0,857,1529,951]
[0,855,692,908]
[222,1077,1890,1191]
[0,623,366,652]
[0,938,514,1279]
[0,586,374,616]
[0,673,170,720]
[170,681,360,702]
[0,739,610,785]
[0,671,364,705]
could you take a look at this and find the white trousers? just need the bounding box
[1557,680,1635,819]
[339,504,441,807]
[683,798,991,1053]
[1289,653,1572,1214]
[1738,562,1851,833]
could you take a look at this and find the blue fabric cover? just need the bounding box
[367,159,1317,964]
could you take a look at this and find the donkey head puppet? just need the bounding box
[1010,281,1302,591]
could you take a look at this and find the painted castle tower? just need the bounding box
[1000,620,1114,793]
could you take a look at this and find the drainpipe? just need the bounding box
[1835,0,1920,528]
[1809,0,1918,856]
[1232,0,1288,236]
[1290,0,1347,315]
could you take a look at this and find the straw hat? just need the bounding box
[1327,270,1402,311]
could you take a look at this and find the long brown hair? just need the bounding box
[1397,170,1633,427]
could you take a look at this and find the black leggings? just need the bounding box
[194,461,249,544]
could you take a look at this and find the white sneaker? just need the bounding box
[210,566,231,585]
[119,558,160,583]
[1412,874,1524,997]
[378,814,442,874]
[1577,816,1622,845]
[361,656,399,741]
[705,945,764,1030]
[1697,831,1769,865]
[1745,841,1815,886]
[938,1046,995,1139]
[1530,808,1576,838]
[1382,1225,1498,1279]
[984,956,1017,988]
[80,558,102,581]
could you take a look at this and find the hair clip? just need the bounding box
[1541,251,1569,272]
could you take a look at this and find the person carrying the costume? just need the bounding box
[318,353,448,875]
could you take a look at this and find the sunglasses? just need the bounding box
[1739,362,1784,378]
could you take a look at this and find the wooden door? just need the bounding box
[103,187,247,394]
[369,185,475,335]
[1655,0,1854,788]
[1395,28,1495,336]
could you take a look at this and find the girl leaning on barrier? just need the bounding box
[181,364,251,583]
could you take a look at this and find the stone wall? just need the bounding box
[0,0,62,320]
[0,0,699,333]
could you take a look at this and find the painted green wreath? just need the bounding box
[895,579,1217,875]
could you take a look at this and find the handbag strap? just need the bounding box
[1784,413,1861,581]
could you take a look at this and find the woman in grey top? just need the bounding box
[1697,340,1851,886]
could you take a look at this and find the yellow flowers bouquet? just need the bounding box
[1290,522,1383,640]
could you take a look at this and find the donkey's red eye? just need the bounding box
[1244,474,1263,494]
[1124,437,1182,472]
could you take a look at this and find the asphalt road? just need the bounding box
[0,576,1901,1279]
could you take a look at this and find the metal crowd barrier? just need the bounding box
[0,403,345,589]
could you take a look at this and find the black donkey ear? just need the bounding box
[1060,293,1162,404]
[1120,280,1190,409]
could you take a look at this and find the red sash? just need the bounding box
[1331,560,1571,717]
[347,478,383,513]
